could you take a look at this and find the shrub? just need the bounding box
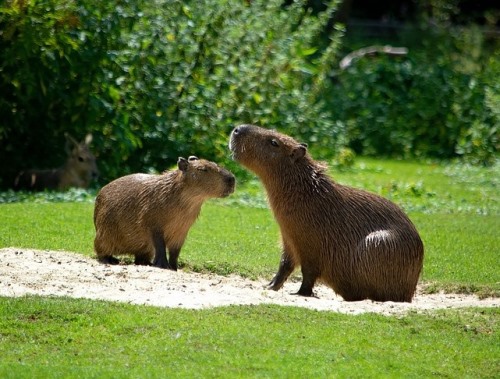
[0,0,343,186]
[331,23,498,165]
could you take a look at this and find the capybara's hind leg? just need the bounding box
[152,233,169,269]
[99,256,120,265]
[268,250,295,290]
[296,265,318,297]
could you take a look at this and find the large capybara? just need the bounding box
[94,156,235,270]
[229,125,424,302]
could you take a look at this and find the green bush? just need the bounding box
[0,0,141,184]
[1,0,497,190]
[331,24,499,165]
[0,0,343,186]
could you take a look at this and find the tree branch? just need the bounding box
[340,45,408,70]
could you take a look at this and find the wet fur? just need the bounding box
[93,157,235,269]
[230,125,424,302]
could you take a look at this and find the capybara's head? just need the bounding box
[229,124,308,178]
[178,156,235,198]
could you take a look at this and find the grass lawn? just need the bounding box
[0,297,498,378]
[0,158,498,377]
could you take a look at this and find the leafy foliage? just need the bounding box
[331,35,499,164]
[0,0,497,190]
[0,0,343,186]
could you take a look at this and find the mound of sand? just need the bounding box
[1,248,497,315]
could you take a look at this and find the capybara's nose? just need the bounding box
[226,175,235,187]
[233,124,251,136]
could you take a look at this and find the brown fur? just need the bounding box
[14,134,98,191]
[93,156,235,269]
[229,125,424,302]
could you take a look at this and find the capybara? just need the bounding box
[94,156,235,269]
[229,125,424,302]
[14,133,98,191]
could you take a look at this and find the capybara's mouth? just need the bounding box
[222,185,235,197]
[221,175,236,197]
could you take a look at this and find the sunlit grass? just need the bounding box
[0,297,497,379]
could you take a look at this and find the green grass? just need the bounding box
[0,296,498,379]
[0,159,498,377]
[331,159,498,215]
[0,202,95,253]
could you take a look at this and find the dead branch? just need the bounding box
[340,45,408,70]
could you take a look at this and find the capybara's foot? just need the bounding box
[98,256,120,265]
[267,277,285,291]
[153,258,170,269]
[294,289,318,298]
[296,283,314,297]
[268,267,293,290]
[268,253,294,291]
[169,264,178,272]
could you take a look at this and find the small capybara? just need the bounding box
[229,125,424,302]
[93,156,235,269]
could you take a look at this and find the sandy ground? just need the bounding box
[1,247,498,316]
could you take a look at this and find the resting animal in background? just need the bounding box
[14,133,98,191]
[229,124,424,303]
[93,156,235,270]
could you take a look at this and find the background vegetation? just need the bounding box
[0,0,342,185]
[0,0,498,188]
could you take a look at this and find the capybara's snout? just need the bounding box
[222,171,236,197]
[229,124,253,152]
[231,124,251,137]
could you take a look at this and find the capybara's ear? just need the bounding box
[291,145,307,161]
[188,156,199,162]
[178,157,189,171]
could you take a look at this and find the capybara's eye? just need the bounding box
[78,156,85,162]
[270,139,279,147]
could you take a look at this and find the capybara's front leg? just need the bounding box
[168,248,180,271]
[152,233,170,269]
[268,250,295,290]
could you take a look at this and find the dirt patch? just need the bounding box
[1,248,498,315]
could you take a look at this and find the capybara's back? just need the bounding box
[94,156,235,269]
[229,124,423,302]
